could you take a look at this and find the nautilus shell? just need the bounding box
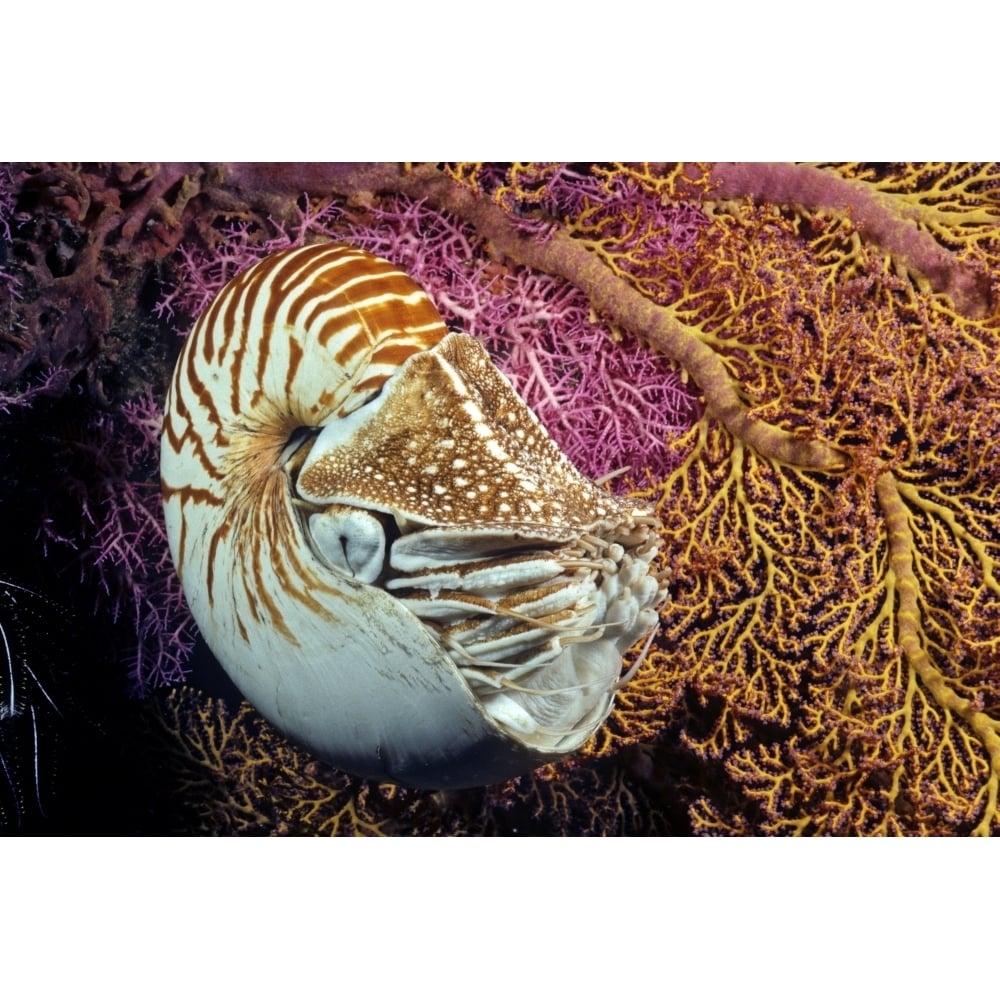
[161,243,668,788]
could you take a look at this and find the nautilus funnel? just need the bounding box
[161,242,668,788]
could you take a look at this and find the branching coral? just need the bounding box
[34,391,197,694]
[638,192,1000,835]
[132,685,680,835]
[134,686,395,835]
[487,162,998,835]
[0,164,20,302]
[698,162,998,320]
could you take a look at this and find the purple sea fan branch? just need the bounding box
[120,390,164,457]
[40,390,196,695]
[535,164,610,221]
[155,225,276,326]
[0,366,73,414]
[0,164,23,306]
[0,163,15,244]
[475,265,701,486]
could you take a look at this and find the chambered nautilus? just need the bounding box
[161,242,669,788]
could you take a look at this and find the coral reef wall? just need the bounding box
[1,162,997,835]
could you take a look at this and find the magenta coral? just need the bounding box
[0,365,72,414]
[0,164,14,243]
[469,268,698,485]
[37,391,196,695]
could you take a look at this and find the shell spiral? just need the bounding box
[161,243,668,788]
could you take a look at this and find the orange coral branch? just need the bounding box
[876,471,1000,835]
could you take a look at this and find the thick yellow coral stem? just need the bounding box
[468,220,849,473]
[506,229,850,474]
[876,472,1000,835]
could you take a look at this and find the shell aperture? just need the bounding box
[161,242,668,788]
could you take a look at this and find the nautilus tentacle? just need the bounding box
[161,242,668,788]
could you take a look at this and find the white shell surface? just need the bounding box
[161,242,668,788]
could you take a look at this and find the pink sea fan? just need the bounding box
[0,163,21,301]
[0,164,14,243]
[470,268,700,487]
[103,393,196,693]
[38,390,196,695]
[529,163,609,220]
[559,169,708,254]
[0,366,72,414]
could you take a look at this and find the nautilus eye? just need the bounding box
[161,242,669,789]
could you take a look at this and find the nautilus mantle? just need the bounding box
[161,242,669,789]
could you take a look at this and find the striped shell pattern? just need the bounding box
[161,243,668,788]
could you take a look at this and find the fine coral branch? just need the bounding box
[876,471,1000,836]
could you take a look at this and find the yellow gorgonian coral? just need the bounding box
[136,688,394,835]
[311,162,999,835]
[623,166,1000,835]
